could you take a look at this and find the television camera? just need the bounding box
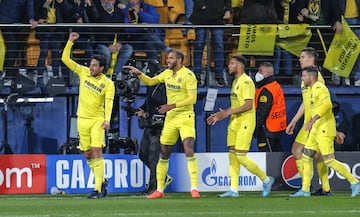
[106,130,138,154]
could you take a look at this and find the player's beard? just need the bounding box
[167,61,176,70]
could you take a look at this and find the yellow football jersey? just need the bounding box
[309,81,336,136]
[62,41,115,121]
[301,71,325,123]
[156,66,197,116]
[230,73,256,125]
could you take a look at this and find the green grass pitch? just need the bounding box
[0,191,359,217]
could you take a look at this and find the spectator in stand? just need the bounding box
[34,0,68,87]
[273,0,307,85]
[240,0,279,25]
[300,0,342,85]
[183,0,193,36]
[91,0,133,81]
[231,0,244,25]
[0,0,38,78]
[239,0,280,71]
[123,0,170,63]
[340,0,360,86]
[62,0,99,66]
[189,0,231,87]
[254,62,287,152]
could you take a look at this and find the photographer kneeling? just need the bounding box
[135,61,172,194]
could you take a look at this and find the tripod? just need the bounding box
[0,93,19,154]
[119,97,138,155]
[22,106,35,154]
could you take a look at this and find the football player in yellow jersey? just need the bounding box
[61,32,115,199]
[290,65,360,197]
[285,47,331,196]
[124,49,200,199]
[207,55,274,198]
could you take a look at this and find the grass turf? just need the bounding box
[0,191,359,217]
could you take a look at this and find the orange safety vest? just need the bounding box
[255,81,287,132]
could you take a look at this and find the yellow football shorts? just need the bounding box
[160,112,195,145]
[77,117,106,151]
[305,131,335,156]
[294,126,309,145]
[227,118,255,151]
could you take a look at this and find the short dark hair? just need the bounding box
[168,49,184,63]
[301,47,319,65]
[90,54,107,68]
[231,55,247,66]
[259,61,273,68]
[302,65,318,78]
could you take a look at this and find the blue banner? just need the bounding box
[46,154,147,194]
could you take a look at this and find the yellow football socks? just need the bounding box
[156,158,169,191]
[316,161,330,192]
[236,153,267,181]
[295,159,304,178]
[301,154,313,192]
[229,150,240,191]
[92,158,104,192]
[187,156,199,189]
[325,158,358,184]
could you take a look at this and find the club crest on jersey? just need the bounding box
[178,77,182,83]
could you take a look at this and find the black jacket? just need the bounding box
[91,0,127,46]
[304,0,342,25]
[189,0,231,25]
[339,0,360,17]
[240,0,279,24]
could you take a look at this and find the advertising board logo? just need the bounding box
[281,155,301,189]
[201,159,231,187]
[0,155,46,194]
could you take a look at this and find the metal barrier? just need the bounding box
[1,23,359,87]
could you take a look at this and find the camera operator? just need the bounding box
[135,60,172,195]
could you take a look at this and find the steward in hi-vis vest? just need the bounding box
[254,62,286,152]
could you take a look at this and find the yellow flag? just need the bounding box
[0,31,5,71]
[232,0,244,8]
[107,34,119,76]
[238,24,277,56]
[276,24,312,57]
[323,17,360,78]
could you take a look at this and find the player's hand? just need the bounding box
[158,104,175,114]
[335,131,346,145]
[123,65,142,75]
[158,104,176,114]
[305,119,315,131]
[206,108,228,125]
[285,122,295,135]
[102,121,110,130]
[69,32,80,42]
